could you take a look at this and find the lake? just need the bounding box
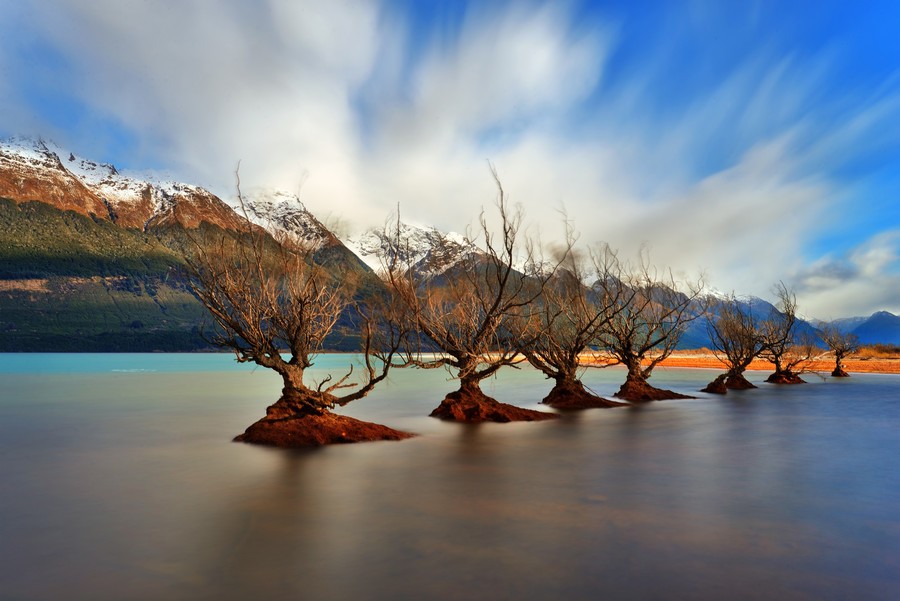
[1,353,898,600]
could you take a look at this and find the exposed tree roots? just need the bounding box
[542,379,628,409]
[430,387,559,423]
[831,367,850,378]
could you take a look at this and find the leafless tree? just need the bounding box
[594,246,704,401]
[758,282,810,384]
[702,294,764,393]
[185,180,412,446]
[819,324,860,377]
[382,166,559,422]
[518,232,627,409]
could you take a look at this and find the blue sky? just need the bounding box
[2,0,900,318]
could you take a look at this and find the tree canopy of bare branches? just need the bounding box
[703,294,765,392]
[594,246,704,401]
[819,324,861,377]
[517,230,627,409]
[382,166,559,422]
[758,283,813,384]
[184,182,412,446]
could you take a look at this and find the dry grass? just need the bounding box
[855,344,900,360]
[581,347,900,375]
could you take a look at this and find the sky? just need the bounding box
[2,0,900,319]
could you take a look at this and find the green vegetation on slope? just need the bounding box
[0,198,211,351]
[0,199,381,352]
[0,198,182,278]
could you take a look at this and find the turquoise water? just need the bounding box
[1,354,899,600]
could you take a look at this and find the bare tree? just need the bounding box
[758,282,809,384]
[383,166,559,423]
[819,324,860,377]
[518,233,627,409]
[185,182,412,447]
[702,294,764,393]
[594,246,704,401]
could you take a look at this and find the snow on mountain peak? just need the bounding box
[345,221,477,277]
[2,136,188,213]
[240,189,336,250]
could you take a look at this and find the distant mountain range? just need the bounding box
[815,311,900,345]
[1,136,897,350]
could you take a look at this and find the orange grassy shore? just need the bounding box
[586,349,900,375]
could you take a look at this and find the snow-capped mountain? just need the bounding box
[345,221,477,277]
[0,137,248,232]
[240,189,339,251]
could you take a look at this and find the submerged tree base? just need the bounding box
[702,374,728,395]
[766,371,806,385]
[430,387,559,423]
[542,380,628,409]
[832,367,850,378]
[614,376,694,402]
[234,397,415,448]
[702,372,757,395]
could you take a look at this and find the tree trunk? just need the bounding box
[263,365,327,418]
[233,365,414,448]
[725,370,756,389]
[832,357,850,378]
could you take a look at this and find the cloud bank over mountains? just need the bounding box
[2,0,900,318]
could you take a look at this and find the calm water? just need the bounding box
[1,354,899,601]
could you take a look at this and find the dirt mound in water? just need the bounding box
[235,410,414,448]
[542,380,629,409]
[766,371,806,385]
[430,388,559,423]
[614,376,694,402]
[702,374,728,395]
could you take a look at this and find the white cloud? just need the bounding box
[796,230,900,318]
[5,0,900,318]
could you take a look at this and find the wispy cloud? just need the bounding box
[3,0,900,317]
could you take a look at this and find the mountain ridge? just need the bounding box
[2,136,898,349]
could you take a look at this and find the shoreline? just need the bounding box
[629,353,900,375]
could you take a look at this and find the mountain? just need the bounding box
[0,137,371,351]
[811,312,900,345]
[0,137,251,232]
[850,311,900,345]
[241,189,339,250]
[680,293,823,351]
[813,315,868,334]
[345,221,478,278]
[3,136,897,352]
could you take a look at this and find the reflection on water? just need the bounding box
[1,354,899,600]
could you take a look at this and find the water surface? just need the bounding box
[1,354,898,600]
